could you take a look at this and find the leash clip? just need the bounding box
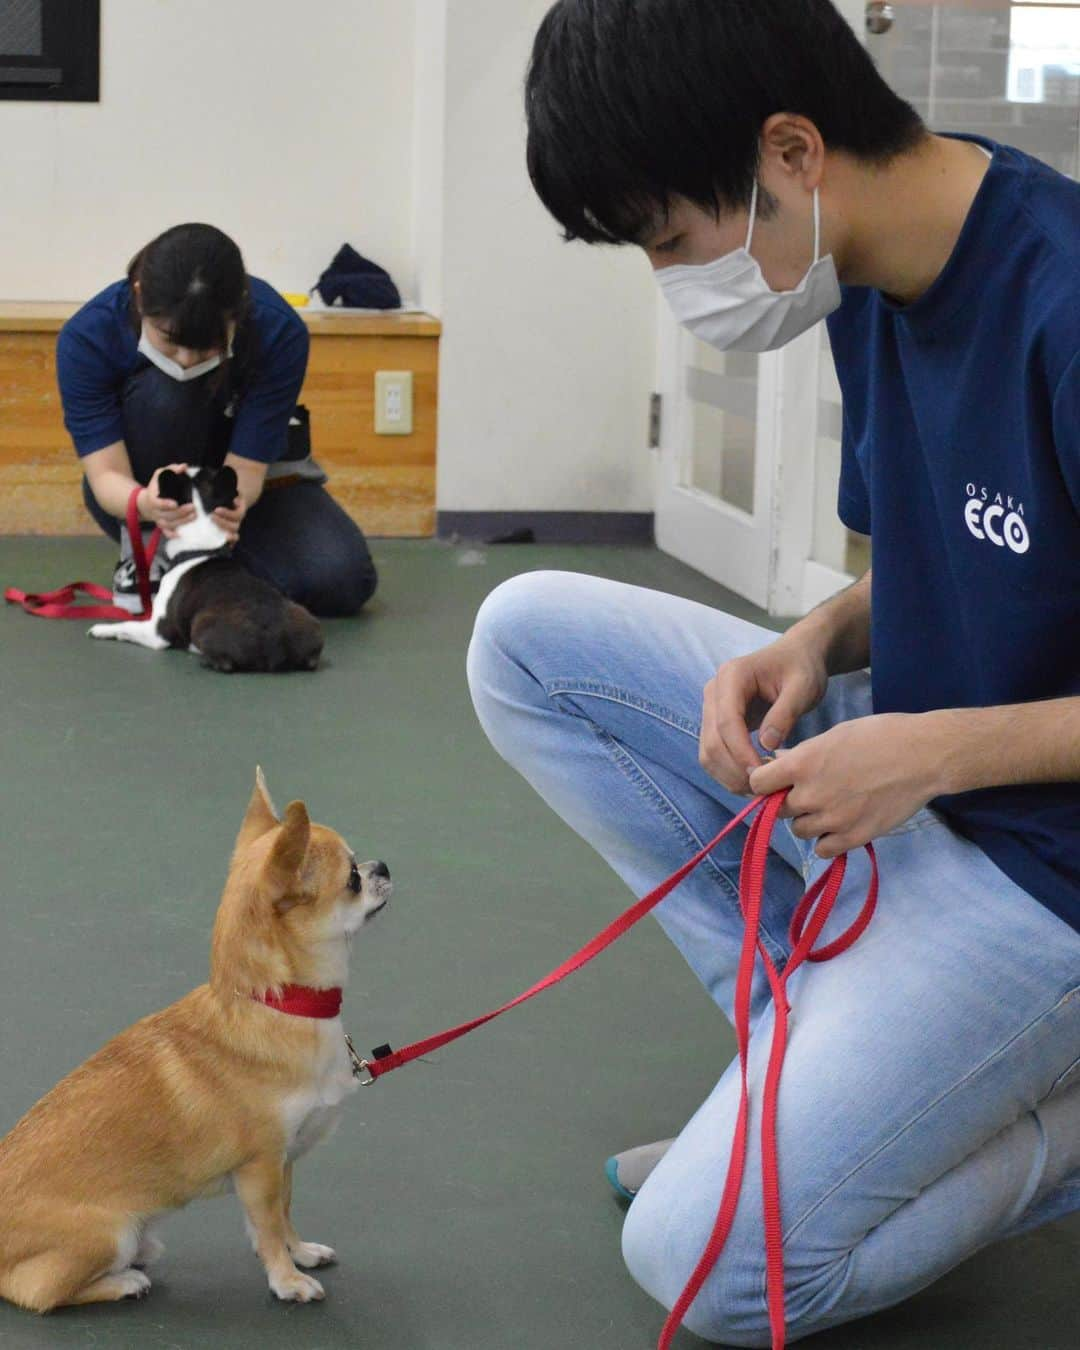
[345,1033,377,1086]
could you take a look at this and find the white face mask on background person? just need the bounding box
[137,324,230,382]
[656,181,841,352]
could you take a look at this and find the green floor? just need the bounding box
[0,537,1074,1350]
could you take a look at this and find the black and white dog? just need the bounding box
[89,467,323,673]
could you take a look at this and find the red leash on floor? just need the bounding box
[352,788,879,1349]
[5,487,160,621]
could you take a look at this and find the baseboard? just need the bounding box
[436,511,654,546]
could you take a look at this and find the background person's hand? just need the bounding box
[747,713,940,858]
[699,635,830,794]
[138,464,196,539]
[212,494,246,543]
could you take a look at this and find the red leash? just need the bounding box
[353,789,878,1349]
[5,487,160,621]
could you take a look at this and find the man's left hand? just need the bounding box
[213,495,247,543]
[747,713,942,858]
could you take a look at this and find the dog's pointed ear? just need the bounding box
[158,469,192,504]
[194,466,239,513]
[235,766,280,852]
[212,466,239,511]
[266,800,312,913]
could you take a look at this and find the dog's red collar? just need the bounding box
[252,985,343,1019]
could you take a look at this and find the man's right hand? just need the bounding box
[699,635,830,795]
[138,464,196,538]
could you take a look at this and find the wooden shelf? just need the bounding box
[0,300,441,338]
[301,310,441,338]
[0,301,440,538]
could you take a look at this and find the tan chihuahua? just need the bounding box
[0,769,391,1311]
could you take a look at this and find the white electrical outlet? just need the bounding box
[375,370,414,435]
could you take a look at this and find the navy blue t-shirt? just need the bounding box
[56,276,309,464]
[828,136,1080,935]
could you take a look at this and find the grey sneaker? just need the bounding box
[605,1138,675,1200]
[112,535,168,613]
[111,556,146,613]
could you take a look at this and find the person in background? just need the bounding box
[58,222,377,616]
[467,0,1080,1344]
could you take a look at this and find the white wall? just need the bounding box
[0,0,416,300]
[412,0,447,319]
[433,0,657,515]
[0,0,657,518]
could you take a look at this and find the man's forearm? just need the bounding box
[87,466,143,520]
[81,442,149,521]
[928,697,1080,795]
[782,569,872,677]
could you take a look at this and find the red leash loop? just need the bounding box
[4,487,160,622]
[125,486,159,617]
[658,794,877,1350]
[359,789,878,1349]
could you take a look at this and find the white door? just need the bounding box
[652,313,834,613]
[654,0,1080,616]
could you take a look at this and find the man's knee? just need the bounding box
[621,1180,852,1348]
[468,570,553,674]
[466,570,582,761]
[468,568,610,676]
[471,569,577,643]
[467,569,567,693]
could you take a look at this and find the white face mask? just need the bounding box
[656,182,841,352]
[138,324,229,382]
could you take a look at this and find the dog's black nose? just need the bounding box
[372,860,390,880]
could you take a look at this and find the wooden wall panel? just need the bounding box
[0,306,439,537]
[303,335,438,469]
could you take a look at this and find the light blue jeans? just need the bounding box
[466,570,1080,1347]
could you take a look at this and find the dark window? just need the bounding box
[0,0,99,102]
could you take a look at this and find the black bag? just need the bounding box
[283,404,312,462]
[313,244,401,309]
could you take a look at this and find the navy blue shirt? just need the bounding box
[56,276,309,464]
[829,136,1080,935]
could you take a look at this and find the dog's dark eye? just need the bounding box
[348,860,362,894]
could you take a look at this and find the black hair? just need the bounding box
[525,0,926,246]
[128,223,256,391]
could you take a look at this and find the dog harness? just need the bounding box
[164,545,232,568]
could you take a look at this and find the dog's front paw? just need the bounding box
[88,624,115,640]
[116,1268,153,1300]
[291,1242,337,1269]
[270,1269,325,1303]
